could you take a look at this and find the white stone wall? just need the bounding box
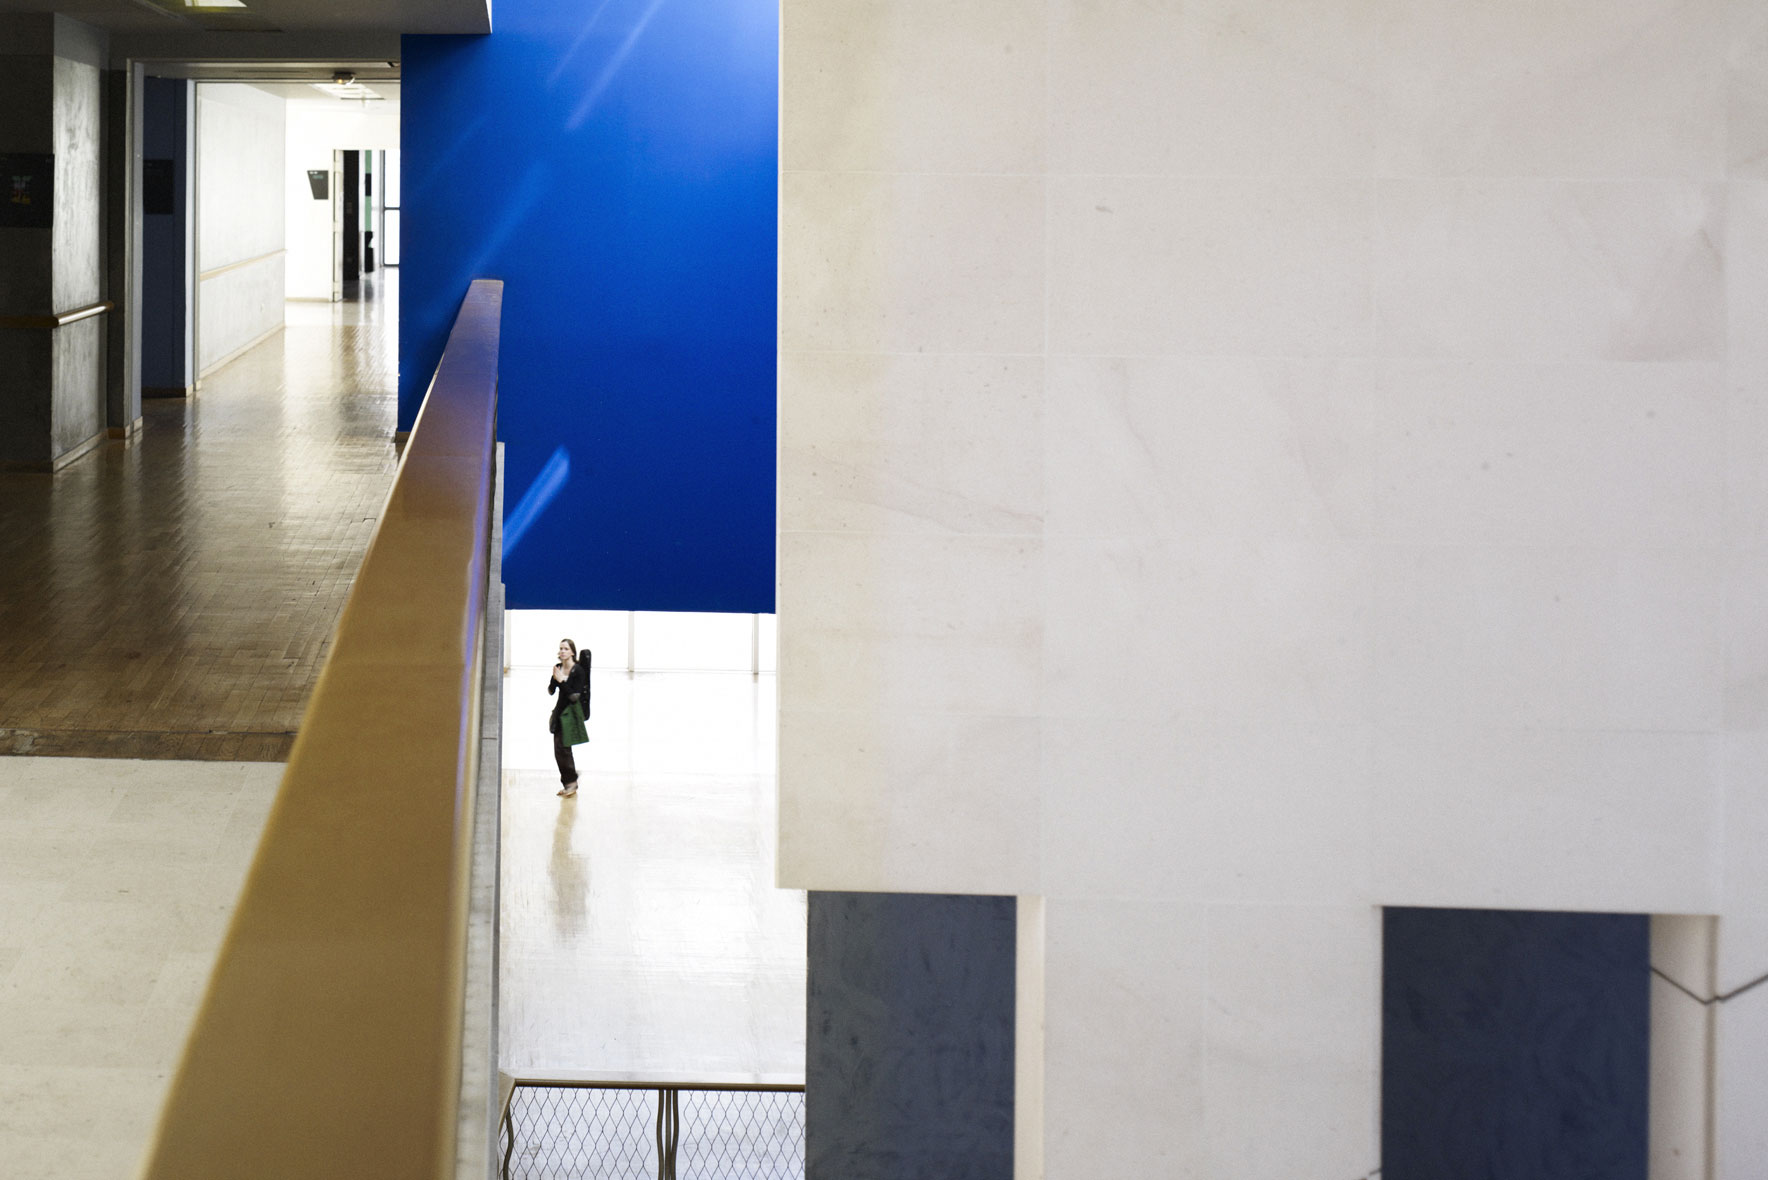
[196,83,285,374]
[777,0,1768,1176]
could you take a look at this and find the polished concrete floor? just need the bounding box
[0,755,282,1179]
[0,275,398,761]
[500,638,805,1083]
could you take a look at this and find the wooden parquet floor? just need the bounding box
[0,283,400,761]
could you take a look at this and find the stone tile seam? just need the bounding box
[1651,964,1768,1007]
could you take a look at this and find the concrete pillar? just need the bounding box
[105,60,142,430]
[0,14,111,471]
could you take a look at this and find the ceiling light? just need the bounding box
[310,82,385,101]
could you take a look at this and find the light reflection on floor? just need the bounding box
[498,622,803,1082]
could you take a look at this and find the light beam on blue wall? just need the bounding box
[504,446,571,557]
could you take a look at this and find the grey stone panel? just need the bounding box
[807,891,1015,1180]
[53,54,102,312]
[53,315,103,456]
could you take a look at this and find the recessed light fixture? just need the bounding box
[310,82,385,101]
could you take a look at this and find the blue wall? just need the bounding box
[1382,908,1648,1180]
[806,892,1016,1180]
[401,0,777,612]
[141,75,188,394]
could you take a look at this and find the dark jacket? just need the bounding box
[547,655,590,734]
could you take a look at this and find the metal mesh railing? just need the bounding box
[500,1083,805,1180]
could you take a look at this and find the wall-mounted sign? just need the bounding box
[307,170,329,200]
[144,159,175,215]
[0,153,53,229]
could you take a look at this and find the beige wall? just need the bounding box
[777,0,1768,1175]
[196,83,285,375]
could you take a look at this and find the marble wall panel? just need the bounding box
[1047,176,1374,357]
[1041,899,1207,1180]
[1722,548,1768,729]
[778,709,1039,895]
[1718,734,1768,992]
[1374,181,1725,362]
[1728,182,1768,359]
[779,532,1040,718]
[1730,0,1768,178]
[1043,536,1370,726]
[1038,718,1211,900]
[779,172,1042,355]
[1041,721,1374,907]
[778,352,1043,536]
[1204,904,1379,1180]
[1046,0,1379,178]
[1729,361,1768,546]
[1371,545,1722,731]
[1715,989,1768,1179]
[1043,356,1375,542]
[1371,361,1725,548]
[1196,726,1373,907]
[781,0,1043,174]
[1372,727,1722,914]
[1377,0,1726,179]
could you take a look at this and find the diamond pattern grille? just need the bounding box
[500,1085,804,1179]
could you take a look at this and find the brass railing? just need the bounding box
[140,279,505,1179]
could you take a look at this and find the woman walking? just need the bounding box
[548,638,590,797]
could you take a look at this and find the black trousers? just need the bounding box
[553,726,577,786]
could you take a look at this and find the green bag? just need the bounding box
[559,700,589,747]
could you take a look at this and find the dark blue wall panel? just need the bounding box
[141,75,187,393]
[1382,908,1648,1180]
[807,892,1015,1180]
[401,0,778,612]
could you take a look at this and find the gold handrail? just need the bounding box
[141,278,504,1180]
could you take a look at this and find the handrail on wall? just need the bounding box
[141,279,505,1180]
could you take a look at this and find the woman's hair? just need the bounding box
[559,638,577,659]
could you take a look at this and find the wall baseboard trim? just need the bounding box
[198,322,285,380]
[143,385,192,399]
[107,417,144,443]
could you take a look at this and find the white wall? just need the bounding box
[284,101,400,301]
[776,0,1768,1176]
[196,83,285,374]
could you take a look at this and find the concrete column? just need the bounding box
[0,13,110,471]
[105,60,142,430]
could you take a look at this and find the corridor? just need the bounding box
[0,278,399,760]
